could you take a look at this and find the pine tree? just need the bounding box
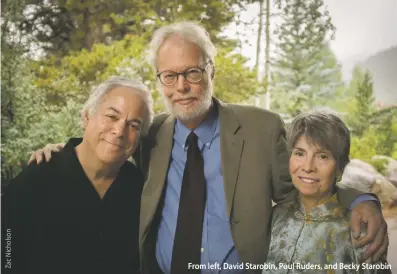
[9,0,245,56]
[271,0,341,116]
[351,71,376,136]
[372,106,397,157]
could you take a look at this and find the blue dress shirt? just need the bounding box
[155,111,242,274]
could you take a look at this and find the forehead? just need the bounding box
[156,35,202,71]
[98,87,146,116]
[294,135,329,152]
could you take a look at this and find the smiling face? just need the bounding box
[82,86,146,166]
[289,136,337,202]
[156,34,213,126]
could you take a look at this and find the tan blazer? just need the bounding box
[135,98,363,273]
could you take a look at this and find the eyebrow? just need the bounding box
[107,107,121,114]
[129,118,143,125]
[293,146,329,154]
[158,66,201,73]
[106,107,143,125]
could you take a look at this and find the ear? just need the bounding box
[207,60,215,79]
[83,110,90,129]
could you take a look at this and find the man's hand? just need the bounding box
[351,201,388,263]
[28,143,65,164]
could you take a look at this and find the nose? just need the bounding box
[302,156,316,173]
[112,120,127,138]
[176,74,190,93]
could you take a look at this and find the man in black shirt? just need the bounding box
[2,76,153,274]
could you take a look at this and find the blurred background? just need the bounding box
[1,0,396,270]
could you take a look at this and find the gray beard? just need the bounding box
[161,86,213,123]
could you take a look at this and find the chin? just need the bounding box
[177,106,209,122]
[98,152,127,165]
[298,187,319,197]
[176,112,200,122]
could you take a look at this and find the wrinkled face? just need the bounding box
[156,35,213,122]
[289,136,337,200]
[83,87,146,166]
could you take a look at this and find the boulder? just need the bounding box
[372,155,397,188]
[339,159,397,208]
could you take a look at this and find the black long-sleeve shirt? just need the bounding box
[2,138,143,274]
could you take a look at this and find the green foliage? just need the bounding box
[32,35,156,104]
[374,109,397,157]
[348,71,376,136]
[1,60,84,182]
[350,127,381,163]
[370,158,389,176]
[346,68,397,162]
[351,126,397,164]
[213,47,259,102]
[11,0,245,55]
[271,0,340,116]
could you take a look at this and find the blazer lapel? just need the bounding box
[141,115,175,237]
[217,99,244,218]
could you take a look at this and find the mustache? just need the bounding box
[172,96,198,102]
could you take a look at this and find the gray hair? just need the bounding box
[147,21,217,71]
[287,111,351,175]
[81,76,153,135]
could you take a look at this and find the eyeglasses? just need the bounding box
[157,63,210,86]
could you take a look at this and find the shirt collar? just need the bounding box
[174,105,219,150]
[295,193,347,221]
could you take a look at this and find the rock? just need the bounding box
[339,159,397,208]
[372,155,397,188]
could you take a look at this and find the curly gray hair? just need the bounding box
[81,76,153,135]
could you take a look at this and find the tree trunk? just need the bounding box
[264,0,271,110]
[255,0,264,107]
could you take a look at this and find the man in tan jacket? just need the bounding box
[136,22,388,274]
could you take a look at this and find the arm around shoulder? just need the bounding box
[336,184,371,209]
[270,114,295,203]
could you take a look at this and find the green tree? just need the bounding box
[348,71,376,136]
[329,66,365,115]
[31,34,155,108]
[350,114,397,162]
[214,47,260,102]
[11,0,247,56]
[350,127,381,163]
[346,68,397,161]
[1,0,33,182]
[372,107,397,157]
[271,0,340,116]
